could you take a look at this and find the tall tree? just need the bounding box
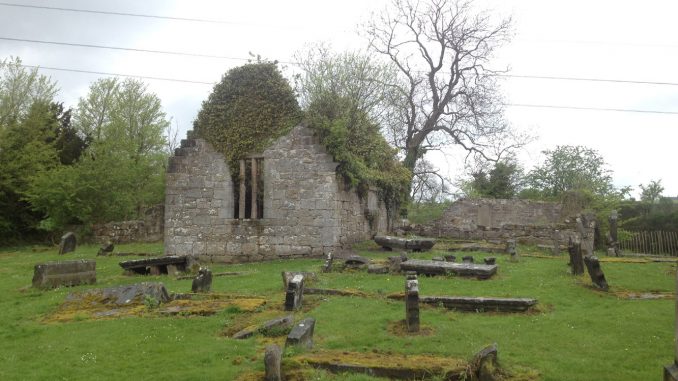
[0,57,58,131]
[466,160,522,199]
[366,0,522,175]
[639,179,664,204]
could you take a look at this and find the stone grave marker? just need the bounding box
[462,255,474,264]
[286,317,315,349]
[444,255,456,262]
[484,257,496,265]
[322,252,333,273]
[285,274,304,311]
[32,260,96,289]
[405,272,420,333]
[264,344,282,381]
[506,239,518,262]
[552,230,560,256]
[583,256,609,291]
[568,237,585,276]
[191,267,212,292]
[58,232,77,255]
[608,210,619,257]
[472,343,499,381]
[97,242,114,256]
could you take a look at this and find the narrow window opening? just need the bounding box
[233,158,264,219]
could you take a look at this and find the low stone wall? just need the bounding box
[92,206,164,244]
[413,198,591,247]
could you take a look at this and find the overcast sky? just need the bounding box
[1,0,676,198]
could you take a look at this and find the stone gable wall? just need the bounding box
[164,125,389,263]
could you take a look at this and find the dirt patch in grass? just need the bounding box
[387,319,434,337]
[44,293,267,323]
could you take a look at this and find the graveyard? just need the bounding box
[0,239,674,381]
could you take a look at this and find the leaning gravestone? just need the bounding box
[472,343,500,381]
[264,344,282,381]
[583,256,609,291]
[191,267,212,293]
[286,317,315,349]
[58,232,77,255]
[97,242,114,256]
[285,274,304,311]
[405,272,420,333]
[32,260,96,289]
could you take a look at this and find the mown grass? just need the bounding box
[0,241,674,380]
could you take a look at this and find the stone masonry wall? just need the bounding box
[164,125,389,263]
[92,205,164,244]
[415,198,589,246]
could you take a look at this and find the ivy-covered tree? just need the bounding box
[194,62,301,168]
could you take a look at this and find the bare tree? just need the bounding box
[366,0,523,175]
[410,158,454,203]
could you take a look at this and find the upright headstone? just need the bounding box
[285,274,304,311]
[264,344,282,381]
[322,252,333,273]
[568,236,585,276]
[506,239,518,262]
[583,256,609,291]
[405,272,420,333]
[462,255,474,264]
[444,255,456,262]
[286,317,315,349]
[191,267,212,292]
[484,257,496,265]
[608,210,619,257]
[664,268,678,381]
[552,230,560,256]
[59,232,77,255]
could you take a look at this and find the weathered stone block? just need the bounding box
[286,317,316,349]
[191,267,212,292]
[264,344,282,381]
[405,273,419,332]
[285,274,304,311]
[32,260,96,289]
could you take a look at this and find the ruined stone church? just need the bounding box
[164,125,390,263]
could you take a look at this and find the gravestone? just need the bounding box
[191,267,212,292]
[462,255,474,264]
[264,344,282,381]
[664,268,678,381]
[405,272,420,333]
[388,256,404,273]
[583,256,609,291]
[552,230,560,256]
[367,264,389,274]
[400,259,497,279]
[473,343,499,381]
[373,235,436,252]
[260,315,294,336]
[505,239,518,262]
[343,255,369,270]
[286,317,315,349]
[119,255,189,275]
[97,242,114,256]
[322,252,333,273]
[66,282,170,306]
[32,260,96,289]
[484,257,496,265]
[444,255,456,262]
[281,271,316,289]
[59,232,77,255]
[568,237,585,276]
[285,274,304,311]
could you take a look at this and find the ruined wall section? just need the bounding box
[416,198,586,246]
[165,125,388,263]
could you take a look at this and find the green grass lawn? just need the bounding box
[0,241,674,380]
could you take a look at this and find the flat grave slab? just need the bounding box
[420,296,537,312]
[374,235,436,252]
[119,255,190,275]
[399,259,497,279]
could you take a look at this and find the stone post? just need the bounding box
[608,210,619,257]
[239,159,246,219]
[664,268,678,380]
[552,230,560,256]
[322,252,333,273]
[405,272,420,333]
[251,158,258,220]
[506,239,518,262]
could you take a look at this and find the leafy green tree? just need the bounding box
[466,161,523,199]
[639,179,664,204]
[26,78,169,231]
[0,57,58,131]
[525,145,615,198]
[194,62,301,169]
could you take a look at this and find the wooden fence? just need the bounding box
[619,231,678,256]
